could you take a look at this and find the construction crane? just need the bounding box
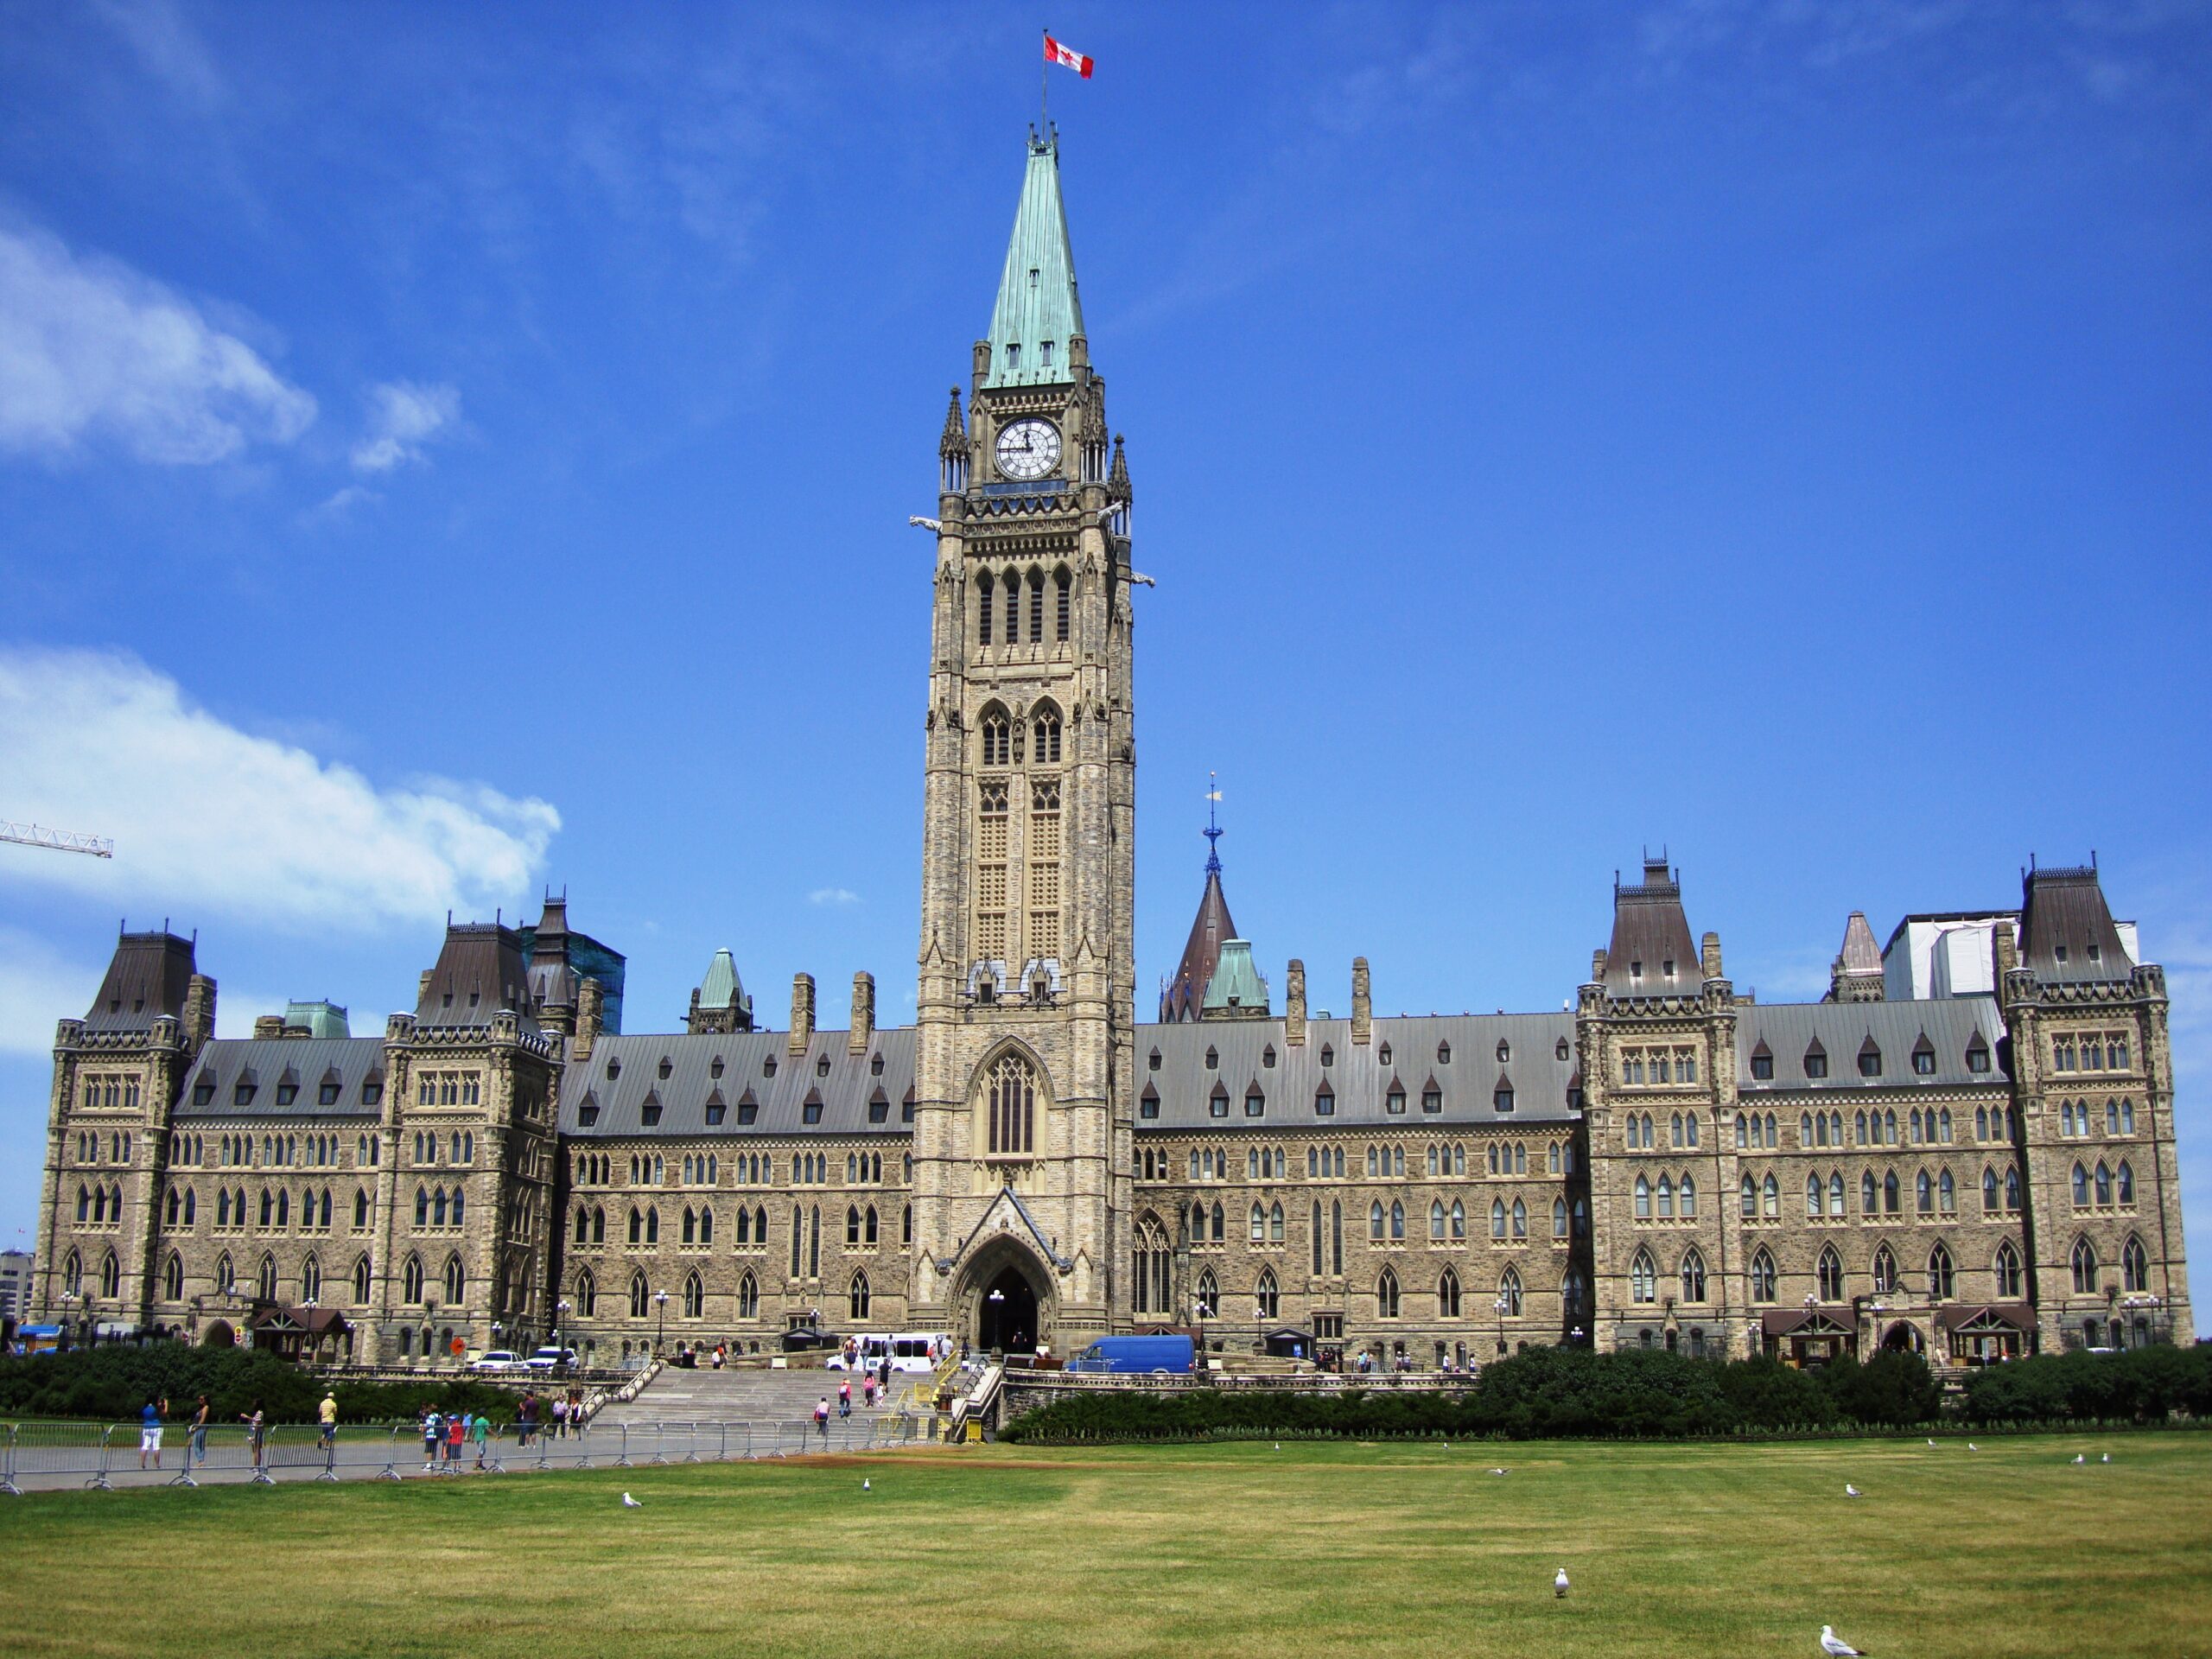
[0,821,113,858]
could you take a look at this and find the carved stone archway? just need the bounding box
[950,1233,1057,1357]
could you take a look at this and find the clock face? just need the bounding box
[995,418,1062,481]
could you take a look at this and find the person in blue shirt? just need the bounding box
[137,1395,168,1470]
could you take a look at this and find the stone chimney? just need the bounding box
[1700,931,1724,982]
[849,971,874,1055]
[789,973,816,1057]
[252,1014,285,1039]
[574,976,603,1061]
[1351,957,1372,1046]
[181,974,217,1053]
[1591,949,1607,983]
[1993,918,2018,1008]
[1285,958,1307,1047]
[419,970,435,1005]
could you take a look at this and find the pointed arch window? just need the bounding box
[163,1252,183,1300]
[1428,1198,1446,1241]
[1679,1247,1707,1303]
[1438,1266,1461,1318]
[1376,1267,1401,1319]
[988,1052,1038,1155]
[256,1252,276,1303]
[1491,1197,1507,1239]
[2005,1167,2021,1211]
[1498,1265,1523,1317]
[1450,1199,1466,1240]
[2072,1163,2090,1207]
[1630,1249,1656,1303]
[1883,1171,1900,1214]
[2070,1236,2099,1294]
[630,1271,651,1318]
[1817,1246,1845,1302]
[442,1255,465,1306]
[1033,706,1062,763]
[403,1255,424,1304]
[1993,1240,2022,1299]
[2123,1236,2150,1294]
[1636,1174,1652,1218]
[1749,1247,1777,1302]
[1389,1200,1405,1240]
[1194,1268,1219,1319]
[1255,1268,1279,1321]
[737,1271,760,1319]
[354,1254,374,1305]
[1872,1244,1898,1294]
[1927,1242,1955,1301]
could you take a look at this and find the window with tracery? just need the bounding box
[986,1052,1038,1157]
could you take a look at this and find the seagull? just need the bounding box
[1845,1484,1862,1497]
[1967,1443,1980,1452]
[2101,1453,2111,1464]
[1927,1439,1938,1448]
[1274,1443,1281,1451]
[862,1478,872,1491]
[1554,1567,1570,1599]
[622,1492,642,1509]
[1821,1626,1867,1656]
[1488,1467,1510,1476]
[2072,1454,2085,1465]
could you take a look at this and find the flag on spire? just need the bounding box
[1044,33,1093,79]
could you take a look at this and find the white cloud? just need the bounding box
[0,647,558,931]
[0,223,315,464]
[350,379,461,473]
[91,0,226,111]
[808,887,861,907]
[0,926,103,1058]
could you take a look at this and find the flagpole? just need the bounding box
[1040,27,1049,138]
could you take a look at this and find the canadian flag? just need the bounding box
[1044,34,1093,79]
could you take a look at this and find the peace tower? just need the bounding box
[906,130,1137,1351]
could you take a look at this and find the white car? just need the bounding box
[525,1346,577,1372]
[469,1350,524,1373]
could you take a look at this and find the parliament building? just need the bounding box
[31,135,2193,1373]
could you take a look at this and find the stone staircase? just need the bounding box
[594,1362,912,1430]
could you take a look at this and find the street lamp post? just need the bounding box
[1494,1291,1511,1360]
[555,1299,571,1359]
[654,1290,669,1354]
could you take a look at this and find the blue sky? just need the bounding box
[2,2,2209,1261]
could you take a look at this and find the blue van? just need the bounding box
[1066,1334,1194,1375]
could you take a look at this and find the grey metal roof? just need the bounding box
[82,931,198,1033]
[176,1039,386,1118]
[416,923,539,1032]
[2019,865,2135,984]
[1137,1014,1580,1132]
[1734,998,2007,1090]
[558,1028,917,1139]
[1604,862,1703,997]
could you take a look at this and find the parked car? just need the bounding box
[469,1350,524,1373]
[525,1346,578,1372]
[779,1326,840,1354]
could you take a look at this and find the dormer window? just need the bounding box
[1421,1084,1442,1114]
[233,1083,256,1106]
[1438,1042,1452,1065]
[762,1055,777,1077]
[1630,961,1643,980]
[442,991,454,1009]
[706,1099,728,1126]
[2088,942,2101,963]
[1148,1048,1161,1071]
[1494,1086,1516,1114]
[1858,1044,1884,1078]
[1662,959,1675,979]
[193,1083,214,1107]
[1262,1046,1276,1069]
[1386,1082,1407,1116]
[2056,944,2069,963]
[1244,1084,1265,1118]
[1803,1047,1828,1080]
[640,1096,663,1128]
[1319,1044,1334,1066]
[1006,343,1021,371]
[1140,1084,1160,1121]
[1039,341,1054,368]
[1028,268,1039,288]
[817,1055,831,1078]
[710,1057,724,1080]
[1210,1083,1230,1119]
[1205,1046,1217,1071]
[658,1058,672,1081]
[870,1053,885,1077]
[1314,1084,1336,1117]
[607,1058,621,1080]
[1496,1039,1510,1064]
[579,1103,599,1127]
[1556,1038,1571,1062]
[1378,1043,1392,1065]
[1966,1043,1991,1074]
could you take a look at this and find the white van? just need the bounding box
[827,1332,947,1374]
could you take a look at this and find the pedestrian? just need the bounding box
[814,1396,830,1442]
[471,1411,490,1470]
[318,1392,339,1452]
[240,1402,266,1470]
[446,1409,466,1467]
[138,1395,165,1470]
[518,1393,537,1448]
[862,1374,877,1409]
[838,1377,852,1419]
[422,1408,442,1471]
[189,1395,210,1466]
[552,1395,569,1439]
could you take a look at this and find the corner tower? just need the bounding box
[910,131,1135,1351]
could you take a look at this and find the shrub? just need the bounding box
[0,1344,522,1426]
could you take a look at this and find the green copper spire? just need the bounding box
[985,133,1084,389]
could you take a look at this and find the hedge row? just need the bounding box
[1001,1344,2210,1444]
[0,1345,527,1426]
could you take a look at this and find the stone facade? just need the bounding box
[29,133,2192,1372]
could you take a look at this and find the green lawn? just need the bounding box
[1,1433,2205,1657]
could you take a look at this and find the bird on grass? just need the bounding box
[1488,1467,1510,1476]
[862,1478,872,1491]
[622,1492,642,1509]
[1821,1625,1867,1656]
[2102,1453,2112,1464]
[1845,1484,1862,1498]
[1927,1439,1938,1448]
[1967,1443,1980,1452]
[2073,1454,2085,1465]
[1554,1568,1569,1599]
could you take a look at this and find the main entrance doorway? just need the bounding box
[977,1265,1039,1354]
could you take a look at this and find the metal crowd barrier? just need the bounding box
[0,1408,922,1494]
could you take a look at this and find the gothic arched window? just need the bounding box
[1817,1246,1845,1302]
[575,1267,596,1318]
[1376,1267,1400,1319]
[1255,1268,1279,1321]
[1679,1247,1707,1303]
[1993,1241,2022,1299]
[738,1271,759,1319]
[1630,1249,1656,1304]
[980,707,1012,768]
[986,1051,1037,1156]
[1033,706,1062,764]
[1194,1268,1219,1319]
[1498,1265,1523,1318]
[2070,1236,2099,1294]
[1438,1266,1461,1319]
[1927,1243,1955,1301]
[1749,1247,1777,1302]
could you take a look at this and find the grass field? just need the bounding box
[2,1433,2207,1658]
